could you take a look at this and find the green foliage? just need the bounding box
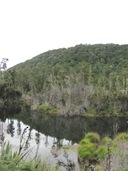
[94,145,107,159]
[0,82,23,114]
[79,132,128,170]
[84,132,100,144]
[86,108,97,115]
[79,138,91,145]
[78,132,107,166]
[114,132,128,142]
[101,136,113,146]
[38,103,58,115]
[5,44,128,116]
[0,143,59,171]
[112,133,128,170]
[78,143,96,159]
[38,103,52,111]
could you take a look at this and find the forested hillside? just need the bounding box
[0,81,23,116]
[5,44,128,116]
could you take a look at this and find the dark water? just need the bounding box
[15,113,128,142]
[0,112,128,169]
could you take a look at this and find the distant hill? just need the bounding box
[5,44,128,116]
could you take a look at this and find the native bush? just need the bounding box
[78,132,108,169]
[84,132,100,144]
[78,132,128,170]
[114,132,128,142]
[0,142,59,171]
[38,103,58,115]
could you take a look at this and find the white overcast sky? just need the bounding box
[0,0,128,68]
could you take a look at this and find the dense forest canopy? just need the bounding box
[4,44,128,116]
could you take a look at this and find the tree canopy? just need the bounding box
[5,44,128,116]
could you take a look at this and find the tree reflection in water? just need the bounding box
[0,115,127,169]
[0,120,4,152]
[35,131,40,159]
[24,128,32,150]
[17,121,21,136]
[7,120,15,137]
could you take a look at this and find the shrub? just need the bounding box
[94,145,107,159]
[79,138,91,145]
[84,132,100,144]
[101,136,113,146]
[114,133,128,142]
[0,143,59,171]
[78,143,96,159]
[38,103,52,111]
[38,103,58,115]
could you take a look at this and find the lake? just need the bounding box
[0,113,128,170]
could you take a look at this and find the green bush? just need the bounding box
[79,132,128,170]
[101,136,113,145]
[38,103,58,115]
[114,132,128,142]
[38,103,52,111]
[94,145,107,159]
[78,143,96,159]
[78,132,108,168]
[79,138,91,145]
[84,132,100,144]
[0,143,59,171]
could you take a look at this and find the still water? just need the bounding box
[1,119,77,167]
[0,113,128,169]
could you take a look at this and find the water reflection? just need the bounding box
[17,121,21,136]
[1,118,73,164]
[35,131,40,159]
[35,131,40,145]
[19,114,128,142]
[0,120,4,151]
[0,114,127,170]
[7,119,15,137]
[24,128,32,150]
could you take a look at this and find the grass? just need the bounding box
[0,142,59,171]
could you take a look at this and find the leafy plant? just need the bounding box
[4,44,128,116]
[114,132,128,142]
